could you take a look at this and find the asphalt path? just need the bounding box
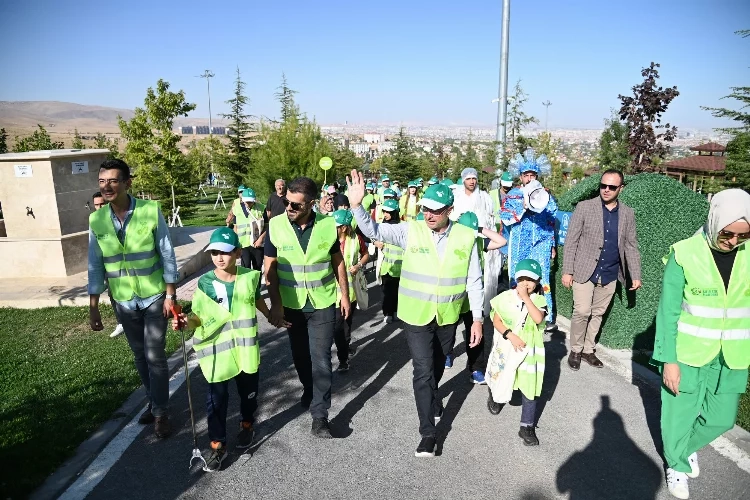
[70,282,750,500]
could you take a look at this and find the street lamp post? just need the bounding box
[542,100,552,132]
[495,0,511,166]
[197,70,215,180]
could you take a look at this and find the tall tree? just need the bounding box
[0,128,7,154]
[391,128,420,185]
[618,62,679,173]
[275,73,299,123]
[536,131,568,196]
[118,79,197,217]
[724,132,750,193]
[220,67,255,185]
[507,80,539,154]
[71,129,85,149]
[94,132,120,158]
[186,136,227,186]
[13,124,64,152]
[701,31,750,136]
[597,115,632,172]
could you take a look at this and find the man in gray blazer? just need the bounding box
[561,169,642,370]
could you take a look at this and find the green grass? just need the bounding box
[0,304,191,499]
[182,198,230,227]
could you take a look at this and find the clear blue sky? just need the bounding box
[0,0,747,129]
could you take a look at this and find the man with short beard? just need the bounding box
[265,177,351,438]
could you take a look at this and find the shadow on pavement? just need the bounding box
[536,327,567,425]
[556,395,662,500]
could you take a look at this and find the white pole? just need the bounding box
[495,0,511,166]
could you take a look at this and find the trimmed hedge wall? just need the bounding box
[553,173,709,350]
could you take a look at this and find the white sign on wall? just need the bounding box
[14,165,33,177]
[72,161,89,174]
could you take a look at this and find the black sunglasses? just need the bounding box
[599,183,622,192]
[718,229,750,242]
[282,198,308,211]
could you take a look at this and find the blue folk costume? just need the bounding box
[500,149,558,321]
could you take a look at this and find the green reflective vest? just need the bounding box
[336,233,359,305]
[89,199,165,302]
[192,268,260,383]
[235,202,266,248]
[671,233,750,369]
[489,189,502,231]
[398,221,476,326]
[381,243,403,278]
[362,193,375,212]
[269,212,338,310]
[399,194,419,221]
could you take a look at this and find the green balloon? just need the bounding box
[319,157,333,170]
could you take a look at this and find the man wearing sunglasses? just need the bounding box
[265,177,351,439]
[561,169,642,370]
[347,169,484,458]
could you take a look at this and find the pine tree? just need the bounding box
[724,132,750,193]
[220,67,255,185]
[0,128,7,154]
[71,129,85,149]
[507,80,539,154]
[597,115,632,172]
[391,128,420,185]
[701,31,750,136]
[94,132,120,158]
[275,73,299,123]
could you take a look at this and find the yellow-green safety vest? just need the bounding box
[398,221,476,326]
[269,212,338,310]
[336,233,359,305]
[489,189,501,231]
[399,194,419,221]
[89,199,165,302]
[380,243,403,278]
[670,233,750,369]
[192,268,260,383]
[362,193,375,211]
[235,202,266,248]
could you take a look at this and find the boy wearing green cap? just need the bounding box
[485,258,548,446]
[333,209,369,371]
[172,227,282,471]
[233,188,268,272]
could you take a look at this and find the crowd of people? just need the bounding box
[87,155,750,498]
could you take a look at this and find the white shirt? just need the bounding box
[452,187,495,228]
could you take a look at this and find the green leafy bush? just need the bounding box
[554,173,709,349]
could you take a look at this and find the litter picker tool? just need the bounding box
[171,303,208,471]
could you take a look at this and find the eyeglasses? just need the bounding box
[282,198,308,211]
[599,183,622,192]
[420,205,449,215]
[718,229,750,242]
[98,178,123,186]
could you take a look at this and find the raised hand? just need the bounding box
[346,169,366,207]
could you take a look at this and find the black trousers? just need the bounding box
[405,319,457,437]
[284,305,336,419]
[381,274,400,316]
[241,246,264,271]
[334,303,356,363]
[206,371,259,444]
[449,310,487,373]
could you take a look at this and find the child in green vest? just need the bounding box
[485,258,548,446]
[172,227,286,472]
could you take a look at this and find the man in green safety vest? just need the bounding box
[88,159,179,439]
[265,177,351,439]
[233,187,268,272]
[347,169,485,458]
[225,184,246,227]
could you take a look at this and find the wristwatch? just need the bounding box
[166,294,177,301]
[502,329,512,340]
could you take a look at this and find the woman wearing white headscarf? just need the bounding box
[652,189,750,499]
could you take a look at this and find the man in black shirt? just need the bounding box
[267,178,287,218]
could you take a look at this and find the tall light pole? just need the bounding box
[495,0,511,166]
[542,100,552,132]
[197,70,215,179]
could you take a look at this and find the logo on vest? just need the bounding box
[454,248,468,260]
[691,287,719,297]
[137,221,149,235]
[96,233,108,240]
[281,245,295,252]
[318,242,329,251]
[410,246,431,254]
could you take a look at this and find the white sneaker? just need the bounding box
[687,452,699,478]
[666,468,690,499]
[110,324,125,338]
[385,315,393,324]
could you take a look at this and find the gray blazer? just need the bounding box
[562,197,642,285]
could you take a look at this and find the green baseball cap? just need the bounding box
[501,171,513,187]
[457,211,479,232]
[366,183,375,191]
[408,180,418,188]
[383,188,396,198]
[515,259,542,281]
[333,209,353,227]
[237,184,246,192]
[205,227,240,253]
[440,178,455,188]
[428,176,439,185]
[381,199,399,212]
[418,183,454,210]
[241,188,256,202]
[381,175,390,181]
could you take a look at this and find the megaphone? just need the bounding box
[522,180,550,213]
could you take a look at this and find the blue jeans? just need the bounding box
[206,371,259,444]
[116,298,169,417]
[284,305,336,419]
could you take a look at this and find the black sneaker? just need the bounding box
[311,417,333,439]
[138,404,155,425]
[348,345,358,358]
[236,421,255,449]
[487,389,504,415]
[337,360,350,372]
[518,425,539,446]
[434,404,444,423]
[301,390,313,409]
[415,436,436,457]
[204,441,227,472]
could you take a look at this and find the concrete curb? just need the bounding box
[30,338,195,500]
[555,315,750,458]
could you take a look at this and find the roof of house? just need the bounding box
[663,155,726,173]
[689,142,725,153]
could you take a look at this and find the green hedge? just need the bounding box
[554,173,709,349]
